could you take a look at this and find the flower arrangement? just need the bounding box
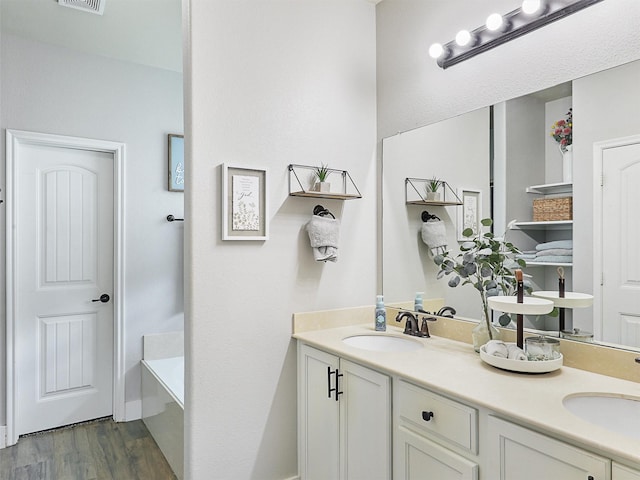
[550,108,573,152]
[434,219,530,340]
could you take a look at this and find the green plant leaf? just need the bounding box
[481,218,493,227]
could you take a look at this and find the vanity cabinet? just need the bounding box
[297,344,391,480]
[394,380,479,480]
[487,416,610,480]
[614,463,640,480]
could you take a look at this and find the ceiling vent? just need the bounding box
[58,0,106,16]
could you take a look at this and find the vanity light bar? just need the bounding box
[432,0,604,69]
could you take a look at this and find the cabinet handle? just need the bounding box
[422,411,434,422]
[327,367,343,401]
[336,370,343,401]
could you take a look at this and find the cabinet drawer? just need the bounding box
[397,380,478,454]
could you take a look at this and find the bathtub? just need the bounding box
[141,332,184,480]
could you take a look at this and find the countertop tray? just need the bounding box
[480,345,563,373]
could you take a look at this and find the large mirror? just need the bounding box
[382,58,640,351]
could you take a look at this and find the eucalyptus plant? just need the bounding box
[434,218,529,338]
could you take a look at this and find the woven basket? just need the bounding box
[533,197,573,222]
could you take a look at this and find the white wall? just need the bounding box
[184,1,377,478]
[0,33,184,422]
[572,59,640,331]
[377,0,640,140]
[382,107,490,314]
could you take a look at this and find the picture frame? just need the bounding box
[168,134,184,192]
[222,164,268,241]
[457,188,482,241]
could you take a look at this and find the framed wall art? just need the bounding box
[222,164,268,240]
[168,134,184,192]
[457,188,482,241]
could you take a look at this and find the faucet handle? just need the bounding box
[420,316,437,338]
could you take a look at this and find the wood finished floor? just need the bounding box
[0,418,177,480]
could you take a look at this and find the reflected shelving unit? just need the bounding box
[288,164,362,200]
[404,178,463,206]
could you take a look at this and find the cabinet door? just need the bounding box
[394,426,478,480]
[614,463,640,480]
[340,359,391,480]
[298,344,340,480]
[488,416,610,480]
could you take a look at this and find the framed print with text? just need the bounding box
[168,134,184,192]
[222,164,268,240]
[457,188,482,241]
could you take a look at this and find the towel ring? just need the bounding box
[313,204,335,219]
[421,211,440,222]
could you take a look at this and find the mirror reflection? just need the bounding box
[382,58,640,351]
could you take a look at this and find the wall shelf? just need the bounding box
[525,262,573,267]
[288,164,362,200]
[511,220,573,230]
[526,182,573,195]
[405,178,463,206]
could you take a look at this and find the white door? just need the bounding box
[601,142,640,347]
[13,138,115,436]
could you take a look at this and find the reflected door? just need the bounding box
[601,141,640,347]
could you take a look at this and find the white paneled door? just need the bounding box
[601,141,640,347]
[12,136,115,437]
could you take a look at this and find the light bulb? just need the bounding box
[522,0,542,14]
[455,30,472,47]
[428,43,444,59]
[486,13,504,31]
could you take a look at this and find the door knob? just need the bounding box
[92,294,110,303]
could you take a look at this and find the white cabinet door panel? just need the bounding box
[488,416,610,480]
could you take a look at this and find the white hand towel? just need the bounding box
[484,340,508,358]
[506,343,527,361]
[421,219,447,253]
[306,215,340,262]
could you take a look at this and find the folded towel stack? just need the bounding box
[421,219,447,255]
[517,240,573,263]
[484,340,527,361]
[306,215,340,262]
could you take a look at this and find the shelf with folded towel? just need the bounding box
[404,178,463,206]
[288,164,362,199]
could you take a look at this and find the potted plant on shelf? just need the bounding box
[434,218,530,351]
[425,177,442,201]
[312,164,331,193]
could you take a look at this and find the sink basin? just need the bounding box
[342,334,423,352]
[563,394,640,440]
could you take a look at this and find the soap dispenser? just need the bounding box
[414,292,424,312]
[375,295,386,331]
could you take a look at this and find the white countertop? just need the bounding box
[294,324,640,466]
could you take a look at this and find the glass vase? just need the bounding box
[472,319,501,353]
